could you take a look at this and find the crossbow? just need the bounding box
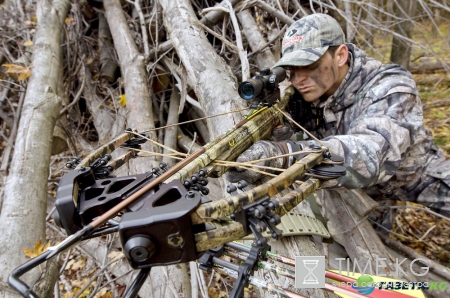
[9,84,359,298]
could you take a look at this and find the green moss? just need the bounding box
[434,138,448,147]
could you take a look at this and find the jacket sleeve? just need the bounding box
[319,92,427,189]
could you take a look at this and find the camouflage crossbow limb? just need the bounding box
[9,86,345,297]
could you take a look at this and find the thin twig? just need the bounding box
[192,20,239,52]
[73,254,125,298]
[377,232,450,279]
[127,0,150,62]
[0,78,11,104]
[1,85,25,171]
[248,24,288,58]
[189,262,199,298]
[418,225,436,242]
[60,63,86,116]
[188,132,197,155]
[225,0,250,80]
[376,205,450,221]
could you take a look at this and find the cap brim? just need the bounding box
[272,46,329,69]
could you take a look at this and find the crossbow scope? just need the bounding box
[238,67,286,106]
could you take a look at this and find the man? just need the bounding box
[226,13,450,218]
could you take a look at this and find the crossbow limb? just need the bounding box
[9,86,350,298]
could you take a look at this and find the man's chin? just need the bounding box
[300,93,320,102]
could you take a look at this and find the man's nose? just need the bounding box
[291,69,308,83]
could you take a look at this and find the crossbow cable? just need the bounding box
[9,86,347,297]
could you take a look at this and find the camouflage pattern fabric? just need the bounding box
[301,44,450,217]
[273,13,345,68]
[226,140,285,184]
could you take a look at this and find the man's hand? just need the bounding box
[271,125,293,142]
[225,139,323,184]
[226,140,289,184]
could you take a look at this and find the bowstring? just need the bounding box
[140,107,250,132]
[127,130,187,157]
[273,105,339,156]
[118,108,252,162]
[122,106,324,178]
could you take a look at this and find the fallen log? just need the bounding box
[409,60,450,74]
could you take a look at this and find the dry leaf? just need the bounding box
[22,239,50,258]
[23,40,33,47]
[208,286,219,298]
[71,257,86,271]
[94,288,112,298]
[65,17,76,26]
[71,279,84,288]
[118,94,126,107]
[72,287,90,298]
[2,63,31,81]
[24,20,36,26]
[65,257,86,271]
[64,259,75,270]
[107,251,123,259]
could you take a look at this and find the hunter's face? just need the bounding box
[287,46,348,102]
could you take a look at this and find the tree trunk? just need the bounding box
[159,0,245,140]
[318,189,418,281]
[162,89,181,166]
[0,1,71,297]
[365,0,378,50]
[81,60,119,141]
[343,0,356,43]
[390,1,417,68]
[98,12,118,83]
[103,0,160,174]
[237,9,277,68]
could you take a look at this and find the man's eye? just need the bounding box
[307,63,320,70]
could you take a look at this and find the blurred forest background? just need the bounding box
[0,0,449,297]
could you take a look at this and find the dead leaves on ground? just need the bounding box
[0,63,31,81]
[59,250,116,298]
[391,201,450,265]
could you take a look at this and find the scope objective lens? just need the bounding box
[238,82,255,99]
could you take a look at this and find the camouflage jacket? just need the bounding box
[304,45,442,204]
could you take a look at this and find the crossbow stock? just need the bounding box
[9,86,349,298]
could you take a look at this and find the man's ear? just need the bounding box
[336,44,349,67]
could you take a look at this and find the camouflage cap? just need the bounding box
[273,14,345,68]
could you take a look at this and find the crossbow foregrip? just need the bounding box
[167,87,295,181]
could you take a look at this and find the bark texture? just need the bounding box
[159,0,245,140]
[237,9,277,68]
[390,1,417,68]
[104,0,160,173]
[319,189,418,281]
[0,1,71,296]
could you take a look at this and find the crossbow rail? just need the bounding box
[9,86,349,298]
